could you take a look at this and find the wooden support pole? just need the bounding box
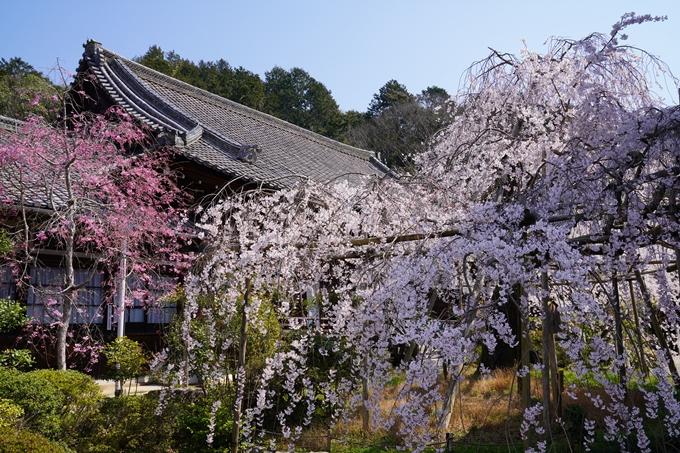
[521,316,532,451]
[628,279,649,377]
[361,354,371,432]
[232,278,252,453]
[540,270,553,434]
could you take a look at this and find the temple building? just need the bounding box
[0,41,388,373]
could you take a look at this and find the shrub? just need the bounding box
[0,348,36,370]
[102,336,148,387]
[76,392,180,453]
[0,427,68,453]
[76,389,235,453]
[0,368,101,446]
[173,390,234,453]
[32,369,103,442]
[0,398,23,428]
[0,298,28,332]
[0,367,64,439]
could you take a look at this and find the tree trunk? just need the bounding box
[520,315,532,451]
[438,275,480,429]
[635,270,680,381]
[56,293,72,370]
[548,333,561,419]
[628,280,649,377]
[479,289,520,370]
[57,227,76,371]
[612,274,627,388]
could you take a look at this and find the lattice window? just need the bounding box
[0,266,16,300]
[125,274,177,324]
[27,267,103,324]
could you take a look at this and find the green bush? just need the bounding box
[78,392,191,453]
[0,348,36,370]
[0,368,101,446]
[0,298,28,332]
[0,427,68,453]
[0,398,23,428]
[102,336,148,386]
[0,367,64,439]
[32,369,103,442]
[173,391,234,453]
[76,389,235,453]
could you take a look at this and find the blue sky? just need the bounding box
[2,0,678,111]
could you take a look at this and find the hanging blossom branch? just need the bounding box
[154,15,680,453]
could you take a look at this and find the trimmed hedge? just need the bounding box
[0,427,68,453]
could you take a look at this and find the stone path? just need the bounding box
[95,379,165,397]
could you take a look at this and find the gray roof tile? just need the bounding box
[81,41,390,188]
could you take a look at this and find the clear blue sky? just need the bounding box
[2,0,678,111]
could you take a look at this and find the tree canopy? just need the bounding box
[0,57,60,120]
[0,86,191,369]
[155,14,680,453]
[263,66,345,138]
[350,81,454,170]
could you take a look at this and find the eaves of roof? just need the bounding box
[79,41,392,189]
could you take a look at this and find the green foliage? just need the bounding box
[76,393,178,453]
[349,99,446,171]
[102,336,149,383]
[263,66,345,139]
[367,79,415,117]
[134,46,266,111]
[173,391,234,453]
[0,367,65,439]
[0,427,68,453]
[134,45,173,75]
[0,298,27,332]
[32,369,102,442]
[0,368,102,444]
[162,288,280,389]
[0,230,11,256]
[349,81,455,170]
[417,86,450,110]
[0,348,35,370]
[0,398,23,428]
[135,46,351,140]
[0,57,61,120]
[76,391,231,453]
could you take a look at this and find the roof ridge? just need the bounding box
[99,48,376,162]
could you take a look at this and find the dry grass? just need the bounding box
[331,368,532,447]
[301,369,669,452]
[447,368,529,444]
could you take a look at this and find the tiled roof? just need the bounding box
[79,41,390,188]
[0,116,69,210]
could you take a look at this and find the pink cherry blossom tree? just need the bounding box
[157,13,680,452]
[0,85,190,370]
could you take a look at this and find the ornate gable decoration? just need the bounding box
[237,144,261,164]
